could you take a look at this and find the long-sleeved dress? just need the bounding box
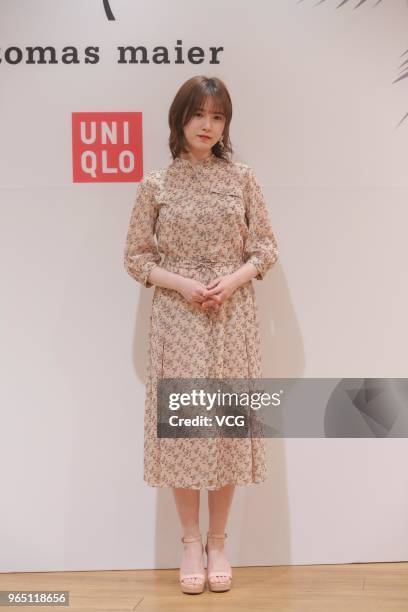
[124,153,278,490]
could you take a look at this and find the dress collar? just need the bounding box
[172,153,217,168]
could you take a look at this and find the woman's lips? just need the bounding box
[198,135,211,141]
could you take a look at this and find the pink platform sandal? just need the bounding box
[205,532,233,592]
[179,534,206,594]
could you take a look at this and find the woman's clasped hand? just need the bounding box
[177,275,238,312]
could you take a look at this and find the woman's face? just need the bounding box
[182,98,226,156]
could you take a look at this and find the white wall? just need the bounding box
[1,0,408,572]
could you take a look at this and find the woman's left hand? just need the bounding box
[201,274,239,310]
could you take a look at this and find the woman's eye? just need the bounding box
[194,112,223,120]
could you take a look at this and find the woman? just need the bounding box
[124,75,278,594]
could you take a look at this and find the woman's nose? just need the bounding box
[202,116,212,129]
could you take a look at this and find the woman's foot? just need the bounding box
[179,534,206,594]
[205,532,232,592]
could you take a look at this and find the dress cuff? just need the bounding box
[142,262,159,288]
[246,257,264,280]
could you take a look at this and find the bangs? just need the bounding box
[197,95,226,116]
[183,91,229,123]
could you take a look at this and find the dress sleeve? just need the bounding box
[124,175,161,288]
[243,166,279,280]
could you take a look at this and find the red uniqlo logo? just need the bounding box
[72,112,143,183]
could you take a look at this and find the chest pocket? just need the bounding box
[209,186,245,220]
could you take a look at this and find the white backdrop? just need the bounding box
[1,0,408,572]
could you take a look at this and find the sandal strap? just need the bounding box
[181,534,202,543]
[180,573,205,581]
[208,572,232,579]
[207,532,227,539]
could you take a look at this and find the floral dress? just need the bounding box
[124,153,278,490]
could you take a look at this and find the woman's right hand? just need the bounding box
[176,277,221,312]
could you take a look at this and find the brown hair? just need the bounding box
[168,76,233,162]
